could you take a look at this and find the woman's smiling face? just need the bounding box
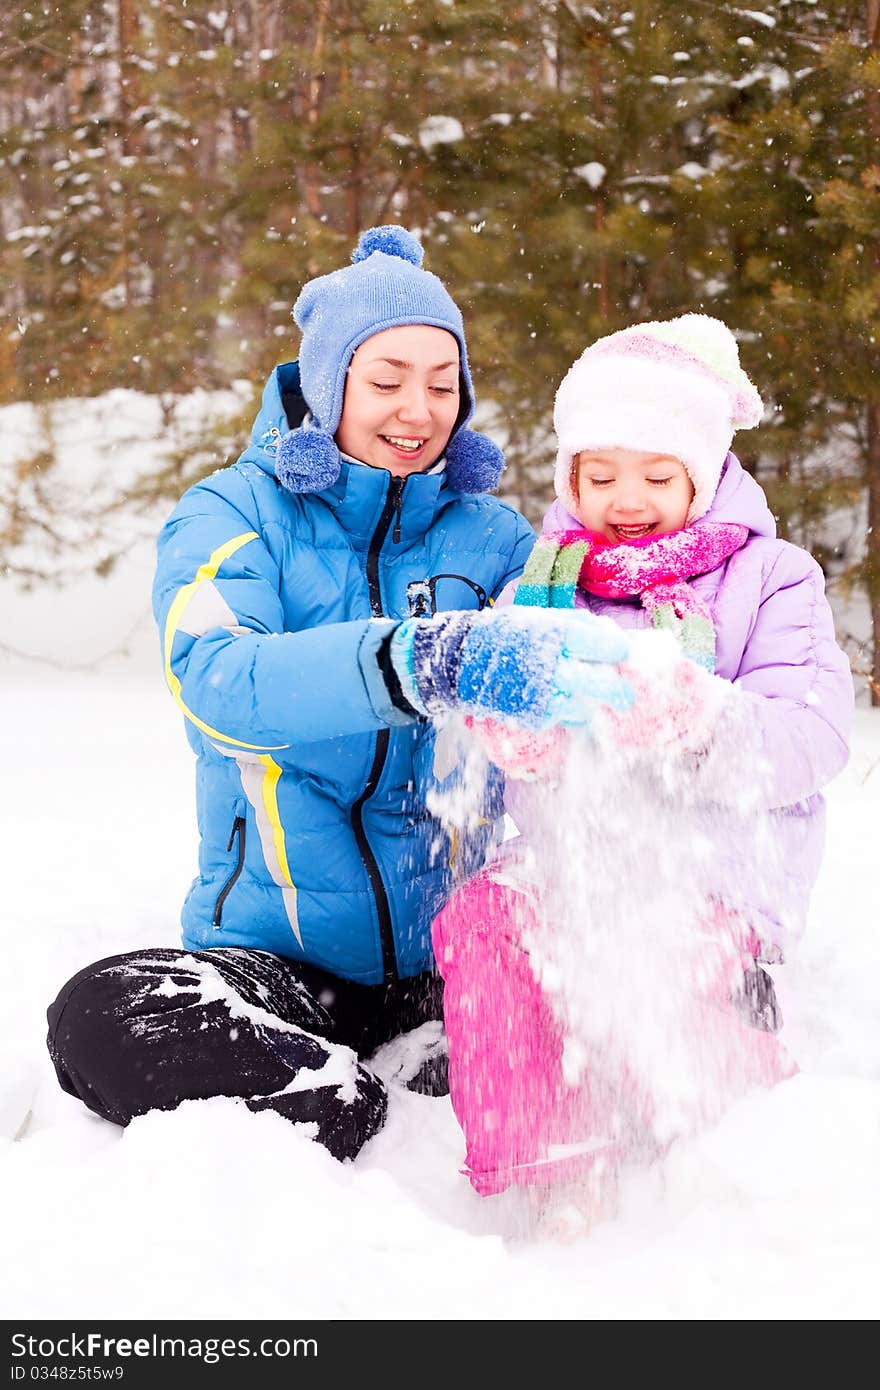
[573,447,695,540]
[334,325,462,477]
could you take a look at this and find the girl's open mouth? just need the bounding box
[610,523,657,540]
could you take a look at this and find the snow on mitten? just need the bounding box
[600,626,727,753]
[464,715,568,782]
[389,607,633,730]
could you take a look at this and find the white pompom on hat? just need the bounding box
[553,313,764,523]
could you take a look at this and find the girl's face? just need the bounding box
[573,447,695,541]
[334,324,461,476]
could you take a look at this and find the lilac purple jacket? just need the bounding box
[500,453,854,953]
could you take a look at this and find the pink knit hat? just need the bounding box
[553,314,764,522]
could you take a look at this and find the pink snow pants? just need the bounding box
[433,866,796,1197]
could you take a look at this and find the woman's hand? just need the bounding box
[387,607,633,730]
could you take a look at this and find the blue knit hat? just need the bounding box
[276,225,504,495]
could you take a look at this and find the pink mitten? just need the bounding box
[603,658,722,752]
[464,715,568,781]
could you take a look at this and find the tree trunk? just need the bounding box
[303,0,331,224]
[867,404,880,705]
[590,43,609,322]
[867,1,880,703]
[117,0,140,309]
[117,0,139,147]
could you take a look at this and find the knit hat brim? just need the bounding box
[555,354,736,522]
[553,316,763,523]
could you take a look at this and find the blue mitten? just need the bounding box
[388,608,633,728]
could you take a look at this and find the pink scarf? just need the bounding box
[515,523,748,671]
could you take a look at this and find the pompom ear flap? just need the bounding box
[275,421,504,495]
[445,428,505,494]
[276,425,341,494]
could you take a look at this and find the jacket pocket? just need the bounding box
[213,812,246,928]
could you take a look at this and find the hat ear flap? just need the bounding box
[444,428,504,494]
[275,421,503,495]
[276,425,341,494]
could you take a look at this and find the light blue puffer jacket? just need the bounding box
[152,363,535,983]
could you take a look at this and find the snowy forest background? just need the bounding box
[3,2,880,1321]
[1,0,879,699]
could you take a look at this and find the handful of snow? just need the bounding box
[597,625,730,756]
[431,625,781,1149]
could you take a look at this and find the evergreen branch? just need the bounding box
[555,2,611,38]
[0,38,69,64]
[679,0,837,50]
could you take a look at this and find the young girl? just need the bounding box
[432,313,854,1227]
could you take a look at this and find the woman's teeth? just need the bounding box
[383,436,424,452]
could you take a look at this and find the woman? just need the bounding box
[46,226,628,1160]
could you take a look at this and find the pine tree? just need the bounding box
[0,0,874,690]
[679,1,876,696]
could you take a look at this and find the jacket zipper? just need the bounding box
[351,474,406,983]
[392,483,405,544]
[213,814,246,927]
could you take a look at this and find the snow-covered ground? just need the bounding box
[1,630,878,1319]
[2,392,878,1319]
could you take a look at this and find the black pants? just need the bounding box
[47,948,445,1162]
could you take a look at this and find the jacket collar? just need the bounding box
[322,457,447,550]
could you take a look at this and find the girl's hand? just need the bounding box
[464,716,568,781]
[603,653,725,753]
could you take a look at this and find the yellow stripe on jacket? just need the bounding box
[162,531,289,753]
